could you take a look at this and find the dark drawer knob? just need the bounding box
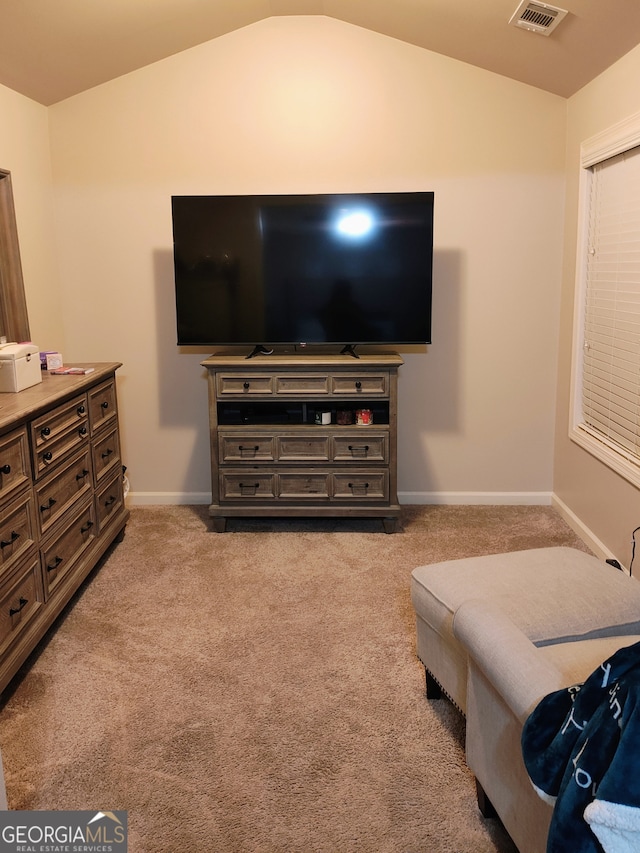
[355,381,362,389]
[101,401,109,410]
[0,464,10,475]
[41,426,51,438]
[79,426,88,437]
[243,382,250,390]
[9,597,28,617]
[0,531,20,549]
[104,495,116,508]
[101,448,113,460]
[76,469,90,481]
[77,405,85,416]
[43,452,53,463]
[46,555,63,572]
[80,520,94,534]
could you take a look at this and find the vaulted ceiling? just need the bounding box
[3,0,640,106]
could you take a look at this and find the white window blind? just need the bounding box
[579,145,640,474]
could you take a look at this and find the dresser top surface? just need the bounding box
[0,362,121,432]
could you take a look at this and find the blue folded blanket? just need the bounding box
[521,639,640,852]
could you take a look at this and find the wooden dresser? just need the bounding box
[202,352,403,532]
[0,363,128,694]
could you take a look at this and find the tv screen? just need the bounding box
[171,192,434,349]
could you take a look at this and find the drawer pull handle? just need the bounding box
[43,452,53,463]
[101,401,109,410]
[41,426,51,438]
[9,597,28,617]
[47,556,63,572]
[79,426,88,437]
[348,482,369,489]
[76,469,90,481]
[39,497,57,513]
[0,464,10,475]
[239,482,259,491]
[101,448,113,460]
[104,495,116,508]
[348,445,370,453]
[239,445,259,453]
[80,520,94,534]
[77,405,85,416]
[355,381,362,390]
[1,531,20,548]
[243,382,250,390]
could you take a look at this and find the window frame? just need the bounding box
[569,110,640,488]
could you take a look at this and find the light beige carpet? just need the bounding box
[0,505,590,852]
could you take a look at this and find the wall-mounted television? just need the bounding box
[171,191,434,352]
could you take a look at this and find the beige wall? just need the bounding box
[0,85,65,350]
[554,43,640,568]
[40,17,567,504]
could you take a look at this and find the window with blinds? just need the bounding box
[571,113,640,487]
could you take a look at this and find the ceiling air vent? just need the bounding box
[509,1,568,36]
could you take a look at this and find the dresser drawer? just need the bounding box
[41,499,97,598]
[34,447,93,538]
[218,435,275,462]
[0,491,36,578]
[332,471,388,500]
[0,426,30,502]
[92,426,121,485]
[332,433,388,462]
[277,435,330,461]
[217,375,273,396]
[0,557,44,658]
[95,469,125,533]
[330,374,388,396]
[32,394,89,478]
[220,473,276,500]
[88,379,118,434]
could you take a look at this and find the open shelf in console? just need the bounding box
[217,400,390,426]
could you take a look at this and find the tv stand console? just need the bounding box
[201,352,403,532]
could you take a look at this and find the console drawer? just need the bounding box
[333,471,388,500]
[277,436,330,461]
[275,375,330,395]
[278,472,330,498]
[220,473,276,500]
[330,374,388,396]
[332,433,387,462]
[217,375,273,396]
[219,435,275,462]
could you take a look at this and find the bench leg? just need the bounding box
[476,779,497,819]
[424,668,442,699]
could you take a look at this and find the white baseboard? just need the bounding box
[127,492,211,506]
[551,493,617,563]
[129,490,554,507]
[398,491,553,505]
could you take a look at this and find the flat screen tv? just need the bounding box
[171,191,434,352]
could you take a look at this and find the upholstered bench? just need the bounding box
[410,546,640,714]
